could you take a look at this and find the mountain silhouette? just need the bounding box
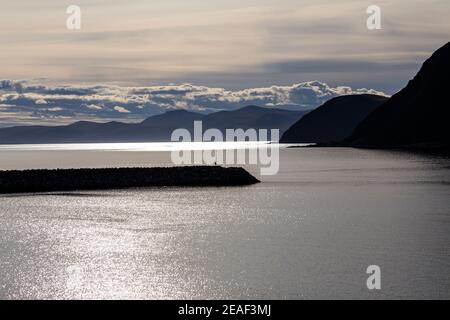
[202,105,305,133]
[280,94,387,143]
[348,42,450,148]
[0,106,307,144]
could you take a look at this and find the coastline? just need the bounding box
[285,143,450,156]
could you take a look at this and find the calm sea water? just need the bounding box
[0,144,449,299]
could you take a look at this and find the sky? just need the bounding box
[0,0,449,125]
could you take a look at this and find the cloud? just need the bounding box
[0,79,387,126]
[35,99,48,105]
[265,59,419,74]
[1,1,448,94]
[46,107,63,112]
[85,104,103,110]
[113,106,131,113]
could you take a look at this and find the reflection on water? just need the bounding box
[0,146,450,299]
[0,142,305,172]
[0,141,303,151]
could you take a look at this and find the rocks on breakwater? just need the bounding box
[0,166,260,194]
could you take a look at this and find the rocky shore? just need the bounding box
[0,166,260,194]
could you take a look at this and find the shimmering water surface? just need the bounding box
[0,144,449,299]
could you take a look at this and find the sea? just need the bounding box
[0,143,449,299]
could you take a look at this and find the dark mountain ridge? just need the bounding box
[348,42,450,149]
[0,106,308,144]
[280,94,388,143]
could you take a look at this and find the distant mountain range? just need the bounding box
[280,94,388,143]
[0,106,307,144]
[348,42,450,149]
